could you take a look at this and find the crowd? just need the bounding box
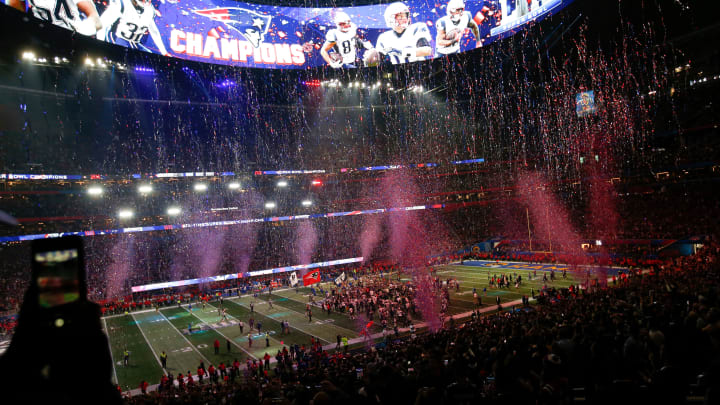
[117,239,720,404]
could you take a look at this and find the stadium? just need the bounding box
[0,0,718,403]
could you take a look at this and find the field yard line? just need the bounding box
[130,312,167,373]
[256,295,360,337]
[157,311,212,365]
[182,305,257,359]
[103,317,119,385]
[212,300,325,346]
[239,301,333,344]
[104,307,157,319]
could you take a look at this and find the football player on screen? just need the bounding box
[320,11,373,69]
[96,0,169,56]
[375,2,432,65]
[435,0,480,55]
[28,0,102,36]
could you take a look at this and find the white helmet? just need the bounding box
[334,11,352,33]
[384,2,410,30]
[447,0,465,22]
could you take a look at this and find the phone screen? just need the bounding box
[34,248,81,308]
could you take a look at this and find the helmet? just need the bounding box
[132,0,151,11]
[447,0,464,23]
[384,2,410,30]
[334,11,352,33]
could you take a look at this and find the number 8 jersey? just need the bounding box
[323,24,364,65]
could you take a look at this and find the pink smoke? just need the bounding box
[359,214,382,262]
[516,171,585,261]
[105,235,135,298]
[294,220,318,265]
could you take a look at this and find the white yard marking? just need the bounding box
[156,311,212,365]
[228,299,334,343]
[255,294,359,338]
[182,305,257,359]
[103,317,119,385]
[130,312,167,373]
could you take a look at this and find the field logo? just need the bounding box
[193,7,271,47]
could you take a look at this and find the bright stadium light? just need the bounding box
[193,183,208,192]
[228,182,241,190]
[264,202,276,209]
[277,180,288,188]
[301,200,312,207]
[166,207,181,216]
[118,209,134,219]
[138,184,153,194]
[87,186,103,196]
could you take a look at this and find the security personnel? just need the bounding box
[160,351,167,368]
[123,349,130,366]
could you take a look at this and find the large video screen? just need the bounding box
[6,0,573,69]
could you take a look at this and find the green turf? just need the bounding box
[219,299,318,358]
[160,307,240,369]
[133,311,205,377]
[103,263,593,392]
[105,315,163,390]
[233,294,360,344]
[268,289,383,334]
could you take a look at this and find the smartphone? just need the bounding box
[31,236,86,309]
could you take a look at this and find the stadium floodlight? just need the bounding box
[166,207,181,216]
[22,51,35,61]
[301,200,312,207]
[264,202,276,209]
[193,183,208,192]
[118,209,134,219]
[138,184,153,194]
[87,186,103,196]
[277,180,288,188]
[228,182,241,190]
[85,58,94,66]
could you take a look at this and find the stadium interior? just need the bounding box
[0,0,719,403]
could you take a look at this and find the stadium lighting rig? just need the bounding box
[193,183,208,192]
[227,182,241,190]
[276,180,288,188]
[264,201,277,209]
[301,200,313,207]
[138,184,153,194]
[118,209,134,219]
[87,186,103,196]
[166,207,182,216]
[320,79,394,90]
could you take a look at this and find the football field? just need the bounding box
[104,261,593,390]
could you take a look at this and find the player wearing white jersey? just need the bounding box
[97,0,168,55]
[321,11,373,69]
[436,0,480,55]
[375,2,432,65]
[28,0,102,36]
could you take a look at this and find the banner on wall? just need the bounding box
[8,0,573,68]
